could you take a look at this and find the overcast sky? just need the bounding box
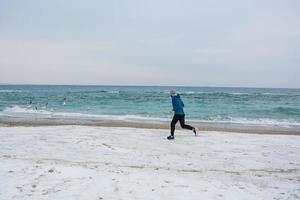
[0,0,299,88]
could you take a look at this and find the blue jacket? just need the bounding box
[171,94,185,115]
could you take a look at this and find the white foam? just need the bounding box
[1,106,169,123]
[164,91,252,95]
[0,90,23,93]
[229,92,250,95]
[108,90,119,94]
[2,106,53,118]
[191,117,300,128]
[3,106,51,115]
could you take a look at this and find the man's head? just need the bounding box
[170,90,176,97]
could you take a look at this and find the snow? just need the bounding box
[0,126,300,200]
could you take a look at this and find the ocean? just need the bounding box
[0,85,300,132]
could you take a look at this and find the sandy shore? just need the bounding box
[1,126,300,200]
[1,116,300,135]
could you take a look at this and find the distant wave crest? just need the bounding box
[0,90,23,93]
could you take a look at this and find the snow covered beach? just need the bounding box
[1,126,300,200]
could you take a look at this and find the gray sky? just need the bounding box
[0,0,299,88]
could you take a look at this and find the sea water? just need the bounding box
[0,85,299,131]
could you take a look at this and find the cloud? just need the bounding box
[0,0,299,87]
[0,38,170,85]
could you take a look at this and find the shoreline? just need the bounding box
[1,116,300,135]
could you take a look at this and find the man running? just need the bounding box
[167,90,198,140]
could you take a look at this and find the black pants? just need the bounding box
[171,114,194,136]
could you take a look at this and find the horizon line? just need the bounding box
[0,83,299,90]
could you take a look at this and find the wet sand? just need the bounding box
[1,116,300,135]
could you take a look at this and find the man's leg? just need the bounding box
[170,115,180,136]
[179,115,194,130]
